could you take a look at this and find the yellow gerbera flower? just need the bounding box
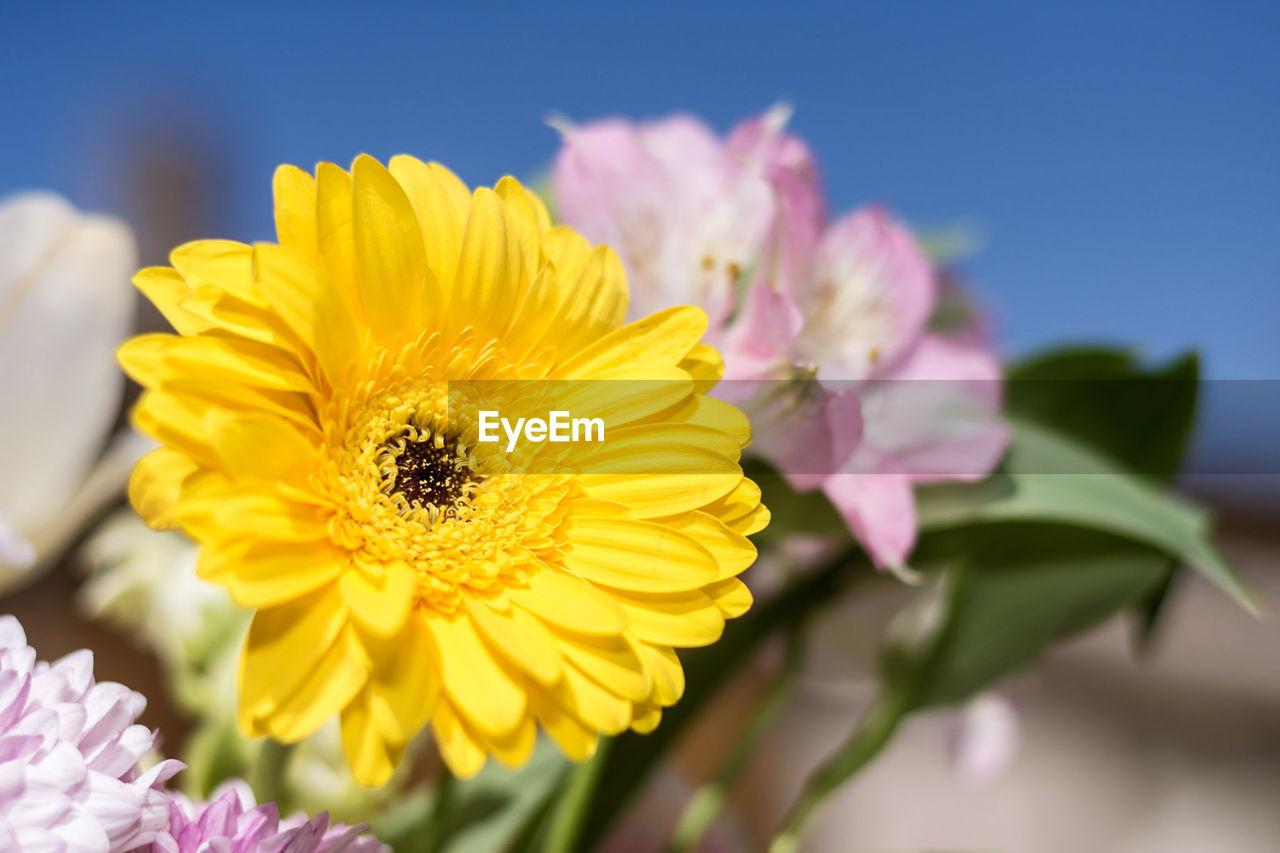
[119,155,768,785]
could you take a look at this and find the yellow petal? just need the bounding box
[339,560,416,638]
[705,577,753,618]
[360,611,442,745]
[610,589,725,647]
[119,334,316,395]
[500,266,559,362]
[351,154,440,341]
[448,187,521,342]
[178,288,307,354]
[493,176,546,299]
[159,369,318,432]
[700,477,770,535]
[572,425,744,517]
[640,644,685,706]
[493,175,551,234]
[388,156,470,290]
[314,162,367,325]
[679,343,725,393]
[432,699,487,779]
[553,307,709,379]
[551,663,632,734]
[536,367,694,433]
[133,267,208,335]
[273,164,319,255]
[217,540,348,609]
[528,688,598,761]
[509,569,627,636]
[253,243,360,390]
[424,613,527,737]
[170,240,260,303]
[572,422,741,472]
[650,511,756,581]
[563,516,718,593]
[128,448,197,529]
[730,503,771,536]
[466,596,563,686]
[543,235,628,357]
[669,395,752,449]
[486,714,537,769]
[630,703,662,734]
[184,493,330,544]
[341,687,399,787]
[131,391,219,466]
[552,630,651,703]
[211,411,320,481]
[240,584,350,719]
[262,623,370,742]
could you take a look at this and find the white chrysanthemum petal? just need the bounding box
[0,617,27,650]
[54,650,95,697]
[0,615,177,850]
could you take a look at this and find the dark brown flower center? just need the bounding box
[389,436,475,513]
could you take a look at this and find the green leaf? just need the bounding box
[442,743,568,853]
[1005,347,1204,642]
[378,740,569,853]
[1005,347,1199,481]
[916,418,1258,613]
[907,524,1170,708]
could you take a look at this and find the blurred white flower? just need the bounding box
[80,512,232,674]
[0,192,138,589]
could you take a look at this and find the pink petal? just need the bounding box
[823,473,918,568]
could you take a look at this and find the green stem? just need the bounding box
[765,678,913,853]
[249,738,292,812]
[667,627,805,853]
[422,764,455,853]
[544,736,613,853]
[765,570,962,853]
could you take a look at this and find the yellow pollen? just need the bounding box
[316,342,576,615]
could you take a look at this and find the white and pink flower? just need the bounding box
[553,108,1008,569]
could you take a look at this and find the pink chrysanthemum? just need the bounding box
[146,781,386,853]
[0,614,181,852]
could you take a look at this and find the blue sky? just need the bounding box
[2,0,1276,380]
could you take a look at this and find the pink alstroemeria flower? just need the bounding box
[553,105,820,340]
[553,109,1007,570]
[789,209,1007,568]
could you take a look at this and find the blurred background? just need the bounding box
[1,2,1276,850]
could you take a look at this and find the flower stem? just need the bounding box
[767,679,912,853]
[667,626,805,853]
[249,738,292,812]
[422,764,454,853]
[764,571,958,853]
[545,736,613,853]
